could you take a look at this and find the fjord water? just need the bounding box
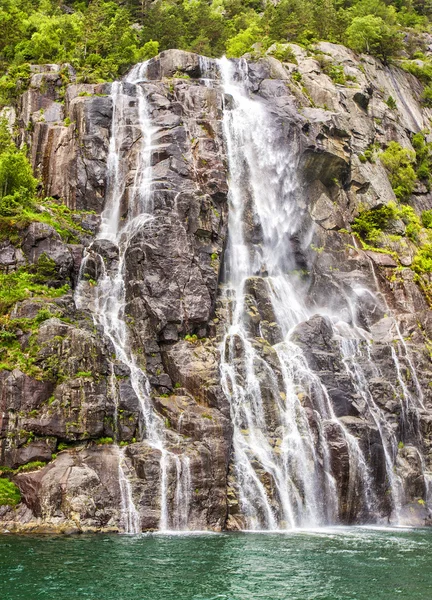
[1,529,432,599]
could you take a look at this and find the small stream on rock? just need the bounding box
[76,62,191,533]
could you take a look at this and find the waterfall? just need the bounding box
[76,62,191,533]
[218,57,375,529]
[71,54,431,532]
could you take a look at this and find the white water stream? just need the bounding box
[218,57,377,529]
[76,62,191,533]
[74,54,430,532]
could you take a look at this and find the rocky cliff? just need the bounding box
[1,44,432,532]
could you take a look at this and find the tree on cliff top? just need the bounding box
[0,0,430,82]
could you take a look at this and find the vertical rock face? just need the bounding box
[2,46,432,532]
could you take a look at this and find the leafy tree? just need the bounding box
[346,14,403,60]
[0,117,37,215]
[226,25,262,57]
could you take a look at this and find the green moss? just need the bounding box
[95,437,113,445]
[0,269,68,316]
[412,243,432,273]
[172,70,190,79]
[75,371,93,378]
[0,478,21,506]
[14,461,46,474]
[184,334,198,343]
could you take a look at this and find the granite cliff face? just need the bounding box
[1,45,432,532]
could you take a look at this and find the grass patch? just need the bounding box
[0,478,21,506]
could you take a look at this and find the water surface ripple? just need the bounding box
[1,528,431,599]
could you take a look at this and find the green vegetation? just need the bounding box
[0,117,90,244]
[0,269,68,316]
[0,478,21,506]
[359,142,381,164]
[380,141,417,201]
[95,437,114,445]
[412,132,432,188]
[421,210,432,228]
[0,117,91,378]
[351,130,432,299]
[14,460,46,473]
[0,306,62,377]
[385,95,397,110]
[184,334,199,343]
[75,370,93,378]
[0,0,431,93]
[352,203,398,243]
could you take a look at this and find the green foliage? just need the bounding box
[268,44,297,64]
[14,461,46,473]
[400,59,432,84]
[76,370,93,378]
[0,64,31,106]
[352,203,398,242]
[412,132,432,189]
[226,26,262,58]
[412,243,432,273]
[138,40,159,61]
[345,14,403,61]
[0,269,69,316]
[399,204,422,241]
[422,210,432,228]
[0,120,36,217]
[0,302,65,377]
[0,0,428,85]
[0,120,89,244]
[380,141,417,200]
[360,142,381,164]
[184,334,199,343]
[95,437,113,445]
[316,55,347,84]
[0,478,20,506]
[385,95,397,110]
[421,84,432,107]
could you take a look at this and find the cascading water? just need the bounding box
[333,270,431,523]
[218,56,432,529]
[76,62,191,533]
[218,57,375,530]
[72,53,431,533]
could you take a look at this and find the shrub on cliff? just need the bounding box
[0,118,37,216]
[345,15,403,61]
[352,203,398,242]
[380,142,417,200]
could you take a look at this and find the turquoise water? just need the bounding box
[1,527,432,599]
